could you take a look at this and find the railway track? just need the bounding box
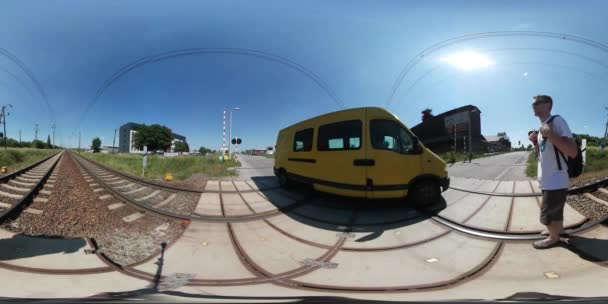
[2,151,607,295]
[0,151,62,221]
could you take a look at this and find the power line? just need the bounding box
[80,48,344,127]
[385,31,608,108]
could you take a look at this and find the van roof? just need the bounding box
[279,106,394,133]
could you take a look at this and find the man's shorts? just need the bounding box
[540,189,568,225]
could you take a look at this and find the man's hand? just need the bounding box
[528,131,538,143]
[540,123,553,138]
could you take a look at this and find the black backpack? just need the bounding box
[546,115,584,178]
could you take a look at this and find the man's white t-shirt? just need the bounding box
[537,115,573,190]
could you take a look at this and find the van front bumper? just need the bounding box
[440,177,450,192]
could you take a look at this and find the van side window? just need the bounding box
[293,128,313,152]
[317,120,362,151]
[371,119,415,154]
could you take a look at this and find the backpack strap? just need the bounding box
[553,142,563,170]
[545,115,567,170]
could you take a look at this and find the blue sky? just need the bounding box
[1,0,607,151]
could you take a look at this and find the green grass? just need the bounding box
[82,152,241,180]
[0,148,56,174]
[526,151,538,178]
[525,147,608,178]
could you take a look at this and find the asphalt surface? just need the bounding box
[233,154,275,180]
[447,151,532,181]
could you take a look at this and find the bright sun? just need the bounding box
[440,51,494,71]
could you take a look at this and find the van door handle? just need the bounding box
[354,159,375,166]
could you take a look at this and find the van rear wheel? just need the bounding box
[410,180,441,208]
[277,169,290,188]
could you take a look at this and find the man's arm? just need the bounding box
[548,133,577,158]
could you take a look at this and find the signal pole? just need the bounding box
[51,123,56,149]
[112,128,117,154]
[34,124,39,141]
[0,104,11,150]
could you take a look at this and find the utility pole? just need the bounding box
[78,130,81,154]
[51,123,56,150]
[34,124,39,141]
[0,104,12,151]
[112,128,117,154]
[604,107,608,139]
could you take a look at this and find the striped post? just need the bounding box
[222,109,226,158]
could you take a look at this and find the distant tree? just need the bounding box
[6,138,19,148]
[33,140,46,149]
[174,141,190,152]
[198,147,212,155]
[92,137,102,153]
[526,144,533,151]
[133,124,173,152]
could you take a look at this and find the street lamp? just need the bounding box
[229,107,240,159]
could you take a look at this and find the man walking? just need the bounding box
[528,95,578,249]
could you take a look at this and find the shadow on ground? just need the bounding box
[563,235,608,263]
[249,176,447,240]
[0,234,85,261]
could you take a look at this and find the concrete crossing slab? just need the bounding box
[344,219,449,250]
[495,181,514,194]
[204,180,220,191]
[220,181,236,192]
[294,232,498,288]
[465,196,512,231]
[194,193,222,216]
[232,220,327,274]
[508,196,545,232]
[222,193,254,216]
[439,193,490,223]
[240,192,277,213]
[133,222,255,280]
[233,180,253,191]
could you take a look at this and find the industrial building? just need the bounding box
[410,105,487,154]
[118,122,187,153]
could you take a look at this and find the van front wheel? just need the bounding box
[410,180,441,208]
[277,169,290,188]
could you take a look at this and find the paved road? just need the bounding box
[233,155,275,180]
[447,151,532,181]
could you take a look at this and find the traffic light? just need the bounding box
[0,132,3,138]
[231,138,242,145]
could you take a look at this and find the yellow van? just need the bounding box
[273,107,449,205]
